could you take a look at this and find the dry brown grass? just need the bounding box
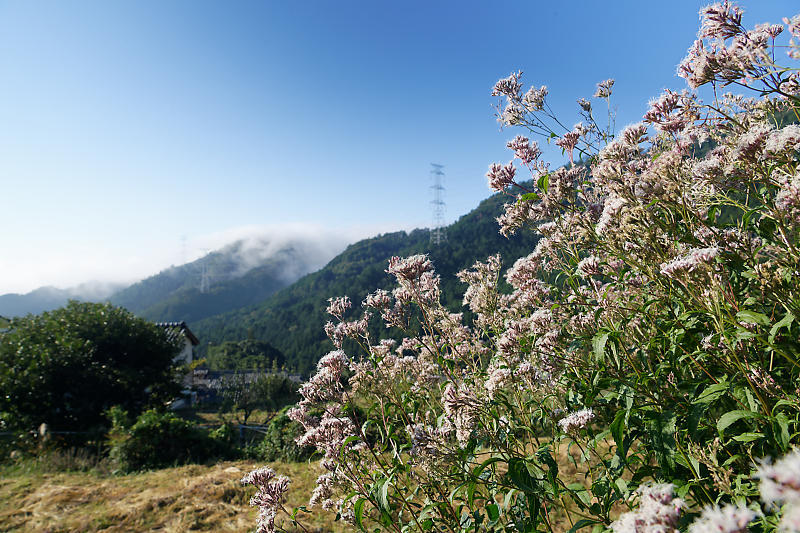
[0,460,347,533]
[0,438,626,532]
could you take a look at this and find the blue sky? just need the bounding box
[0,0,796,293]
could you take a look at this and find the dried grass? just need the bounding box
[0,440,623,532]
[0,460,346,533]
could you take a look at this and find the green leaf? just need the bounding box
[567,483,592,507]
[592,332,609,363]
[567,519,600,533]
[776,413,790,450]
[486,503,500,522]
[466,481,477,508]
[340,435,361,461]
[354,498,366,531]
[507,458,539,493]
[772,399,798,413]
[732,432,765,443]
[537,173,550,193]
[770,313,795,343]
[375,477,391,515]
[717,410,760,436]
[610,410,627,458]
[645,411,677,474]
[745,388,759,413]
[736,310,770,326]
[693,381,729,404]
[472,456,503,480]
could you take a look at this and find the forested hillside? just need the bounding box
[193,188,540,374]
[109,239,338,323]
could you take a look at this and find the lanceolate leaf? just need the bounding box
[717,410,761,436]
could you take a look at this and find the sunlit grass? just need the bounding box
[0,437,622,532]
[0,459,348,533]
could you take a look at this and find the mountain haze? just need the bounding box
[109,236,349,323]
[0,282,125,318]
[193,188,541,374]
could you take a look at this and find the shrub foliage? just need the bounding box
[249,406,314,463]
[0,301,181,436]
[108,408,236,472]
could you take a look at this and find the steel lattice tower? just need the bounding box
[199,251,211,293]
[430,163,447,245]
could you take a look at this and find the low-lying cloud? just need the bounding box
[0,222,393,296]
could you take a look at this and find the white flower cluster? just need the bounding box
[660,247,719,279]
[557,408,595,433]
[758,448,800,531]
[241,467,291,533]
[611,484,684,533]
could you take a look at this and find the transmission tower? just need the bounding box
[430,163,447,245]
[199,250,211,293]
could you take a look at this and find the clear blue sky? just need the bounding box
[0,0,795,293]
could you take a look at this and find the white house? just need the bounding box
[157,322,200,408]
[156,321,200,366]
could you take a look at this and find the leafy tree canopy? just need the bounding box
[205,339,286,371]
[0,301,182,433]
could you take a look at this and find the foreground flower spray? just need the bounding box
[245,2,800,531]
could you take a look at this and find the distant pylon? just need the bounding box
[199,250,211,293]
[430,163,447,245]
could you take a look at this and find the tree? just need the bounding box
[0,301,182,434]
[205,339,285,370]
[220,372,299,424]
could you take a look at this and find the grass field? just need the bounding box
[0,458,346,533]
[0,437,608,532]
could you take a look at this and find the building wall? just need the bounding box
[174,338,193,366]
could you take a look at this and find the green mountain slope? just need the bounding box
[109,239,342,323]
[193,189,540,375]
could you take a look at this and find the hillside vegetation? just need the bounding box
[110,240,328,324]
[193,189,540,374]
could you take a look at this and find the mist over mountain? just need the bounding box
[0,281,126,318]
[107,232,351,323]
[0,230,351,321]
[193,186,542,375]
[214,232,348,283]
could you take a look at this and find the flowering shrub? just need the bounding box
[247,2,800,532]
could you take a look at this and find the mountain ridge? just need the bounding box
[191,188,540,374]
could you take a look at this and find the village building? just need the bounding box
[156,321,200,408]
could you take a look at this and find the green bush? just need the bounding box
[250,406,313,462]
[108,408,236,472]
[0,301,181,438]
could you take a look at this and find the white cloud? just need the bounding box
[0,222,405,295]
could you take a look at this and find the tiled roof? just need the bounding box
[156,321,200,346]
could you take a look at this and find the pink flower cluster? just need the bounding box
[660,247,720,279]
[557,408,595,433]
[677,1,795,91]
[611,484,684,533]
[687,505,755,533]
[241,467,291,533]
